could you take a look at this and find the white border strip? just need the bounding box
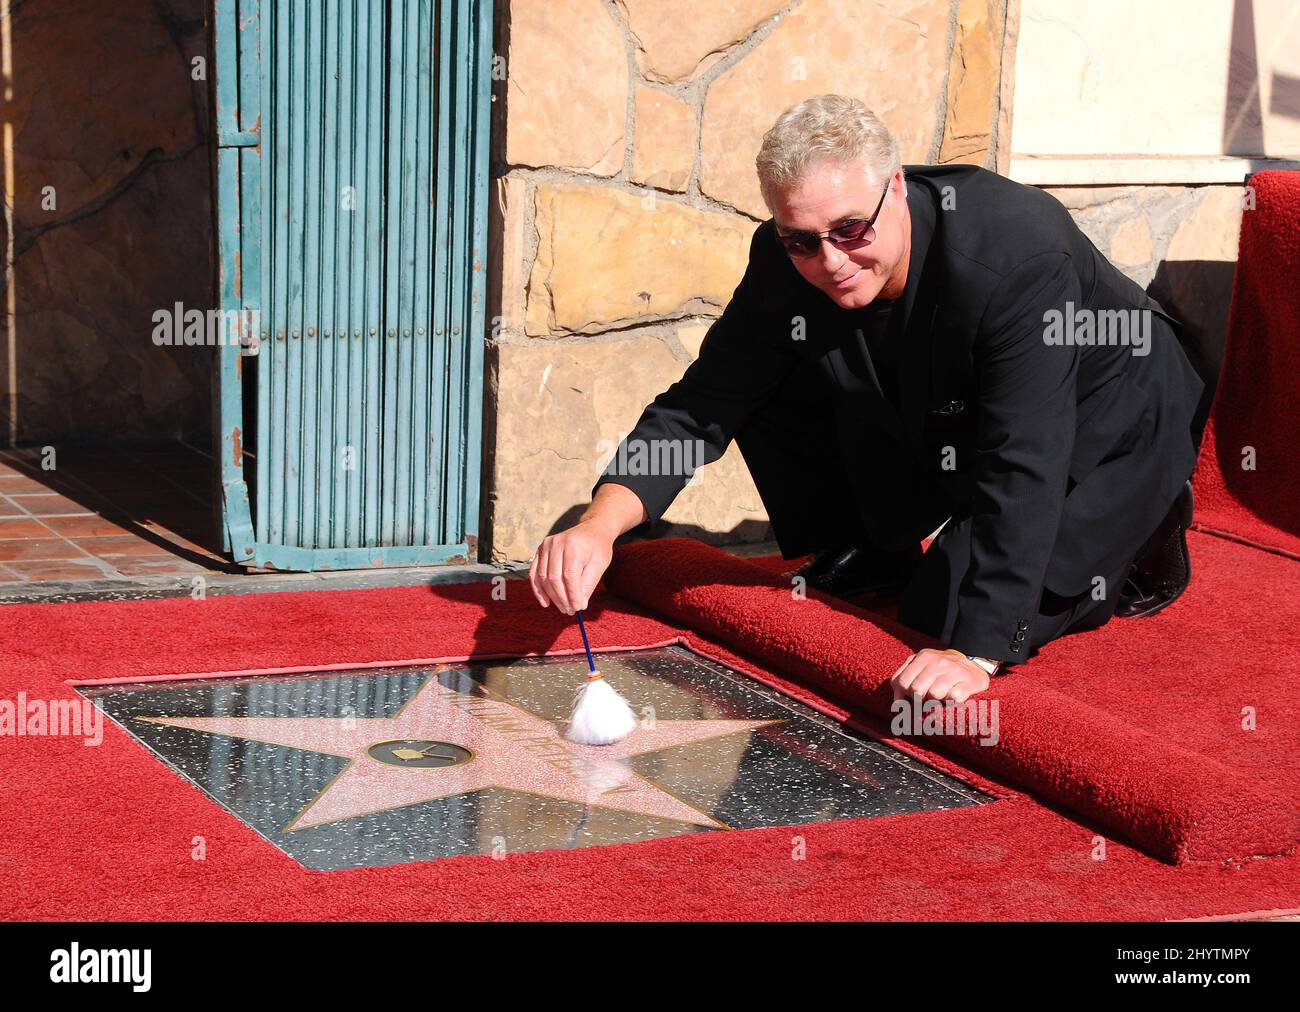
[1010,156,1300,186]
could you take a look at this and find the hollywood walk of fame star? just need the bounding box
[138,675,780,831]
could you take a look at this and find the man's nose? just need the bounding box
[816,238,844,274]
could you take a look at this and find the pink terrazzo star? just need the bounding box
[139,676,777,831]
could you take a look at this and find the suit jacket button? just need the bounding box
[1010,641,1021,652]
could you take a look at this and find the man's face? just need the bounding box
[769,159,910,310]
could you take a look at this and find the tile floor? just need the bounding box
[0,441,614,603]
[0,443,231,585]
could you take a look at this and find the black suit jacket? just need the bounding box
[594,164,1205,660]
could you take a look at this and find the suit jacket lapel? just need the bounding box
[897,177,942,456]
[822,175,943,454]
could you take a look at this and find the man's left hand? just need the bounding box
[890,648,991,704]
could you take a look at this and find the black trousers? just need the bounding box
[733,357,1128,661]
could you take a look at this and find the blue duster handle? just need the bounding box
[575,610,597,673]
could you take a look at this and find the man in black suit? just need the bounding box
[529,95,1204,704]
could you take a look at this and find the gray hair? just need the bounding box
[755,94,902,209]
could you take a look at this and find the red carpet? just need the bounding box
[1,528,1298,921]
[1192,170,1300,558]
[4,173,1299,922]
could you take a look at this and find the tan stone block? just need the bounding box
[489,175,529,338]
[504,0,627,176]
[1040,185,1145,211]
[994,0,1020,177]
[700,0,952,217]
[614,0,787,83]
[675,321,713,360]
[1109,215,1153,266]
[661,442,769,542]
[488,336,767,561]
[631,87,697,192]
[939,0,1001,165]
[1167,187,1244,263]
[525,185,754,336]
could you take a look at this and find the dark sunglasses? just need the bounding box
[774,185,889,258]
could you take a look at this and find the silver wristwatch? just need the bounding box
[965,654,1001,676]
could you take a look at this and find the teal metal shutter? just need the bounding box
[212,0,492,570]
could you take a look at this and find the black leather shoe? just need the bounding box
[1115,481,1194,619]
[783,543,922,601]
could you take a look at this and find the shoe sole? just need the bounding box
[1116,482,1195,619]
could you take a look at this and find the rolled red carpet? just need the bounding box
[1192,169,1300,558]
[604,534,1300,865]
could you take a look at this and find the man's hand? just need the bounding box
[529,519,616,615]
[529,485,645,615]
[890,648,992,704]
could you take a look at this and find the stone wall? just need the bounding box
[486,0,1014,562]
[0,0,213,447]
[1041,185,1245,392]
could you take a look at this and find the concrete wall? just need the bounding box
[0,0,214,448]
[1011,0,1300,160]
[1009,0,1300,395]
